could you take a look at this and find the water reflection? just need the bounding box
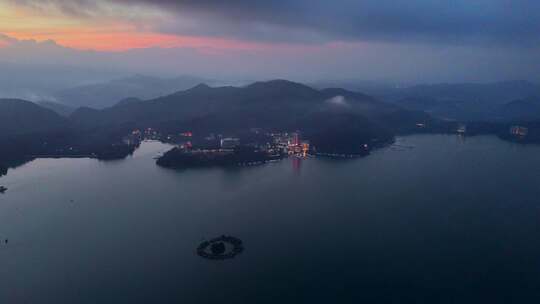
[291,157,302,174]
[457,133,467,144]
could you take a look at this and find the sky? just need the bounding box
[1,0,540,87]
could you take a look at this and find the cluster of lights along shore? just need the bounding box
[123,128,313,158]
[121,123,533,163]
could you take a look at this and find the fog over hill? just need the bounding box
[37,101,76,117]
[314,80,540,122]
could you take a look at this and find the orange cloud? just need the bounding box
[4,29,272,52]
[0,2,318,53]
[0,2,266,52]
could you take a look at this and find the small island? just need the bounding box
[210,242,226,255]
[157,144,283,169]
[197,235,244,260]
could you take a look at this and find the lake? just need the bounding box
[1,135,540,303]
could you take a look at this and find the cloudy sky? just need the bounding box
[1,0,539,84]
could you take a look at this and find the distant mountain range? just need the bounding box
[379,81,540,121]
[52,75,218,109]
[314,80,540,105]
[389,80,540,103]
[36,76,540,122]
[397,95,540,122]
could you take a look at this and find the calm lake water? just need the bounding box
[1,135,540,303]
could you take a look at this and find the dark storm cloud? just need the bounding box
[141,0,540,43]
[11,0,540,46]
[89,0,540,45]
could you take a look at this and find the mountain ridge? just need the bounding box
[70,79,429,132]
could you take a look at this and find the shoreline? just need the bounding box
[1,133,538,178]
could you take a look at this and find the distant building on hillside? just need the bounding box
[292,132,301,146]
[510,126,528,137]
[220,138,240,149]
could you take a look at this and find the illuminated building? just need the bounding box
[292,157,302,173]
[220,138,240,149]
[292,132,300,146]
[510,126,528,137]
[301,142,310,157]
